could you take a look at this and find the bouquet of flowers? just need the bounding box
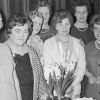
[44,62,77,100]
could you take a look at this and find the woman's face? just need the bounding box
[56,18,71,36]
[9,24,29,47]
[38,6,50,24]
[75,5,88,23]
[94,23,100,42]
[32,16,43,35]
[0,14,3,29]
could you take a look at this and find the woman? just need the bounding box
[36,0,55,42]
[71,0,95,44]
[85,14,100,100]
[27,10,44,60]
[0,14,44,100]
[43,10,86,99]
[71,0,95,97]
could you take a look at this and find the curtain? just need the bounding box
[0,0,99,20]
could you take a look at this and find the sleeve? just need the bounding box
[72,44,86,87]
[0,43,19,100]
[43,41,54,82]
[29,47,42,100]
[84,44,92,76]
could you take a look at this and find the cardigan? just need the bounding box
[0,39,45,100]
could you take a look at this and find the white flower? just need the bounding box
[53,67,61,79]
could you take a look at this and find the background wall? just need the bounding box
[0,0,99,20]
[0,0,99,42]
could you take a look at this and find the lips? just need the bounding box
[80,18,84,20]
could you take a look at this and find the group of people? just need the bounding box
[0,0,100,100]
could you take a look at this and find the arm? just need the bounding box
[85,44,96,84]
[71,45,86,87]
[43,41,54,82]
[29,47,42,100]
[0,43,20,100]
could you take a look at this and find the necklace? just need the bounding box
[75,23,88,32]
[76,26,88,32]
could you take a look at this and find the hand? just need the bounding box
[65,85,74,96]
[79,39,85,47]
[96,76,100,85]
[40,93,48,100]
[88,74,96,84]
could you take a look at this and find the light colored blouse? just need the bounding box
[43,36,86,98]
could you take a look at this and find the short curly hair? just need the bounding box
[71,0,91,14]
[52,10,73,28]
[90,14,100,29]
[26,10,43,20]
[36,0,52,14]
[6,14,33,35]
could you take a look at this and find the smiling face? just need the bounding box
[9,24,29,47]
[56,18,71,36]
[32,16,43,35]
[38,6,50,24]
[94,23,100,42]
[75,5,88,23]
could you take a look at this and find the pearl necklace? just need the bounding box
[75,23,88,32]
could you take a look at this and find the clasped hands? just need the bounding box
[88,74,100,85]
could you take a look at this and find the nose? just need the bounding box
[19,32,25,38]
[80,12,84,17]
[42,13,46,17]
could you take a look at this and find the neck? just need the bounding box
[75,21,88,28]
[42,23,49,30]
[56,34,70,42]
[9,39,27,55]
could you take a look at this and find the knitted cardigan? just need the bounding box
[4,39,45,100]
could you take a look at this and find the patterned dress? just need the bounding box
[14,53,33,100]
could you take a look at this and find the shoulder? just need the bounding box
[44,36,55,46]
[85,41,95,52]
[70,26,77,33]
[71,36,85,54]
[71,36,81,45]
[0,43,10,53]
[0,43,13,63]
[27,45,37,54]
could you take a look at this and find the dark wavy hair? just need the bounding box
[6,14,33,35]
[71,0,91,14]
[36,0,52,15]
[52,10,73,29]
[26,10,43,22]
